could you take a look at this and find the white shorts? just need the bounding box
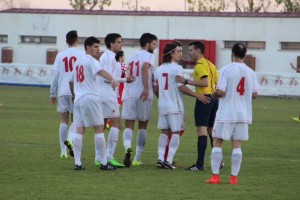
[157,113,184,132]
[73,95,104,127]
[122,99,152,121]
[213,122,249,141]
[101,102,120,119]
[57,95,73,113]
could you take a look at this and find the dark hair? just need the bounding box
[232,43,247,59]
[172,41,182,47]
[162,43,177,63]
[115,51,124,61]
[140,33,157,47]
[84,36,100,50]
[105,33,122,49]
[189,41,205,54]
[66,30,78,46]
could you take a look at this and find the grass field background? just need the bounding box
[0,85,299,200]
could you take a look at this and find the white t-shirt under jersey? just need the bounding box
[52,47,84,96]
[70,54,103,102]
[98,50,119,103]
[122,50,155,100]
[215,62,259,124]
[154,62,184,115]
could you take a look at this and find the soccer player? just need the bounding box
[115,51,128,105]
[206,43,259,184]
[69,36,118,171]
[176,41,218,171]
[50,30,84,158]
[290,63,300,122]
[154,43,206,169]
[122,33,158,167]
[96,33,135,168]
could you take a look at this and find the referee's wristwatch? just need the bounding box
[184,79,189,85]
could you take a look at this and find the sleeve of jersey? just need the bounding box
[176,67,184,87]
[195,64,209,78]
[52,54,60,73]
[216,69,226,92]
[148,53,155,67]
[69,70,74,83]
[92,59,103,75]
[50,71,59,97]
[99,54,109,73]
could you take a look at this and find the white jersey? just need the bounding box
[50,47,84,97]
[122,50,155,100]
[98,50,119,103]
[154,62,184,115]
[70,54,103,102]
[215,62,259,124]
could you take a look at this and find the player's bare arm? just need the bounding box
[179,85,210,104]
[175,75,208,87]
[213,89,225,98]
[252,92,258,99]
[98,70,118,90]
[140,62,150,101]
[69,81,75,102]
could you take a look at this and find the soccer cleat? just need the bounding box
[156,159,165,169]
[108,159,125,168]
[100,163,117,171]
[74,165,85,170]
[64,139,74,157]
[292,117,300,122]
[123,148,133,168]
[229,175,238,184]
[219,161,225,169]
[94,160,101,167]
[205,174,220,184]
[185,164,204,171]
[164,161,176,169]
[60,153,68,159]
[132,160,144,166]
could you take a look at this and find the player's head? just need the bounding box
[232,43,247,59]
[189,41,205,60]
[162,43,181,63]
[84,36,100,58]
[115,50,124,62]
[140,33,157,53]
[66,30,78,46]
[172,41,183,60]
[105,33,122,52]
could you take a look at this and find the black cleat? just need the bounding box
[164,161,176,169]
[74,165,85,170]
[100,163,117,171]
[185,164,204,171]
[64,139,74,157]
[156,159,165,169]
[123,148,133,168]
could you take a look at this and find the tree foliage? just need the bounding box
[231,0,273,12]
[121,0,150,11]
[69,0,111,10]
[186,0,227,12]
[275,0,300,12]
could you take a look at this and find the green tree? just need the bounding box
[186,0,227,12]
[275,0,300,12]
[121,0,150,11]
[232,0,273,12]
[69,0,111,10]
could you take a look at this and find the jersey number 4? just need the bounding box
[76,65,85,83]
[236,77,245,95]
[63,56,77,72]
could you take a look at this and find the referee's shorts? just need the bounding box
[194,95,219,127]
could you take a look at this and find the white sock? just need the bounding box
[123,128,133,149]
[95,133,107,165]
[167,134,180,164]
[231,148,242,176]
[67,122,76,142]
[59,123,68,154]
[73,133,83,166]
[210,147,222,175]
[158,134,168,161]
[134,129,147,161]
[106,127,120,160]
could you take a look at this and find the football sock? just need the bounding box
[95,133,107,165]
[167,134,180,164]
[158,134,168,161]
[73,133,83,166]
[68,122,76,142]
[106,127,119,160]
[163,133,172,161]
[196,135,207,167]
[123,128,133,149]
[211,147,222,175]
[231,148,242,176]
[134,129,147,161]
[59,123,68,153]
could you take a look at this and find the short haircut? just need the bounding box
[189,41,205,54]
[115,51,124,61]
[84,36,100,50]
[232,43,247,59]
[172,41,182,47]
[104,33,122,49]
[66,30,78,46]
[140,33,157,47]
[162,43,177,63]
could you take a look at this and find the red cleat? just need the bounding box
[229,175,238,184]
[205,174,220,184]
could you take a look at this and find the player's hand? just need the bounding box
[140,89,149,101]
[197,94,211,104]
[50,97,57,105]
[111,79,118,90]
[126,76,136,83]
[175,75,185,84]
